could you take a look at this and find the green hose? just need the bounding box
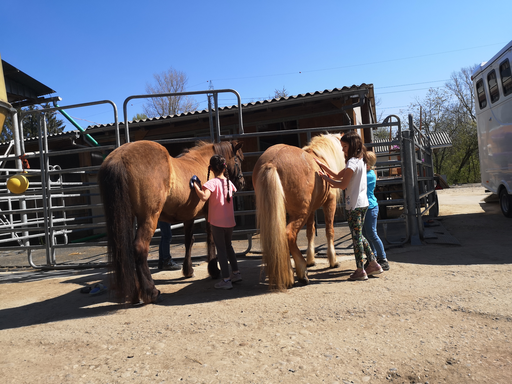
[52,101,99,147]
[69,233,106,243]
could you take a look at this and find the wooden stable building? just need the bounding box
[14,84,377,186]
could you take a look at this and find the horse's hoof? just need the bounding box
[306,262,316,267]
[184,273,195,278]
[152,290,163,304]
[297,278,310,286]
[330,262,340,268]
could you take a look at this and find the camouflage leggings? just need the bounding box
[347,207,376,269]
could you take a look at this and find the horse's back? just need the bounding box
[254,144,324,214]
[256,143,318,183]
[102,141,172,216]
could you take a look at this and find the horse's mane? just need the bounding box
[176,141,210,158]
[213,141,243,160]
[177,140,242,160]
[303,133,344,173]
[303,133,344,202]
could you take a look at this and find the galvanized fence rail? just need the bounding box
[0,93,437,269]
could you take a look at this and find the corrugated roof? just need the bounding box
[11,84,374,144]
[429,131,452,149]
[88,84,374,129]
[373,131,453,154]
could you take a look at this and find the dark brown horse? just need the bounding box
[98,140,244,304]
[252,133,344,290]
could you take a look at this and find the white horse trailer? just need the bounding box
[472,40,512,217]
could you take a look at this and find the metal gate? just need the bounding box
[368,114,438,247]
[0,92,437,269]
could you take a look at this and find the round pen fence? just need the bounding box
[0,91,438,269]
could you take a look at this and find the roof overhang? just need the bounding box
[2,60,56,107]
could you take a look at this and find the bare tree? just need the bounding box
[401,66,480,184]
[405,88,452,134]
[443,68,479,183]
[272,87,289,99]
[445,66,478,122]
[143,68,199,117]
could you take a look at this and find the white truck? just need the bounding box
[472,40,512,217]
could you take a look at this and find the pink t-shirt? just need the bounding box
[202,178,237,228]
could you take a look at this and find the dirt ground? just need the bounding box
[0,184,511,384]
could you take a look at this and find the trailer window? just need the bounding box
[476,79,487,109]
[500,59,512,97]
[487,70,500,103]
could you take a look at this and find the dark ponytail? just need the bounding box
[209,154,231,203]
[223,167,231,203]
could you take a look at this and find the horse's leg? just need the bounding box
[131,273,141,304]
[287,219,309,285]
[206,222,220,279]
[133,220,160,304]
[306,214,316,267]
[323,194,339,268]
[182,220,195,278]
[206,222,216,260]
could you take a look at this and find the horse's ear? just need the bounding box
[233,141,243,152]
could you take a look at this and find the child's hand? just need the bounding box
[314,158,326,168]
[318,171,333,186]
[190,175,201,189]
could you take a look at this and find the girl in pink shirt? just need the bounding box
[193,154,241,290]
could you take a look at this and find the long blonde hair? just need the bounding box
[366,150,377,169]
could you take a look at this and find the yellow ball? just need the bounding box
[7,174,29,194]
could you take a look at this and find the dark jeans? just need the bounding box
[158,221,173,262]
[211,225,238,279]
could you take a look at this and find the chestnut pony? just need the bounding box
[98,140,244,304]
[253,133,345,290]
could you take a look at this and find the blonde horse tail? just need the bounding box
[256,164,294,290]
[98,160,137,302]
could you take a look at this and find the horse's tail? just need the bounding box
[255,164,294,290]
[98,160,136,302]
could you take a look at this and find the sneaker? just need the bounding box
[348,269,368,281]
[159,259,181,271]
[89,283,107,296]
[378,258,390,271]
[365,261,384,276]
[214,279,233,290]
[230,272,242,283]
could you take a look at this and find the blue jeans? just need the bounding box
[158,221,173,262]
[362,205,387,260]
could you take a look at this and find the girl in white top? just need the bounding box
[316,131,383,281]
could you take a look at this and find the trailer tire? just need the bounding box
[499,188,512,218]
[427,191,439,218]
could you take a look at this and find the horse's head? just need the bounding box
[227,141,245,190]
[211,140,245,190]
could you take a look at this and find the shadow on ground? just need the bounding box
[0,254,353,331]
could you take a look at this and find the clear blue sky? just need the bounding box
[1,0,510,131]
